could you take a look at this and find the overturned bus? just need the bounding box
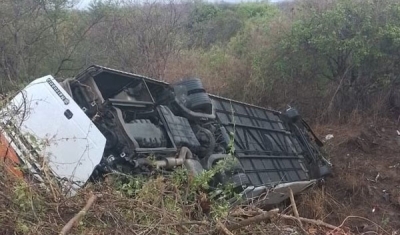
[0,65,331,205]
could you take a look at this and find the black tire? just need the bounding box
[188,92,212,114]
[176,78,205,94]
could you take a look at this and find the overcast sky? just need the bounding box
[74,0,284,9]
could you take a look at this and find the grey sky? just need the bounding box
[74,0,91,9]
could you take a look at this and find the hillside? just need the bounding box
[1,0,400,234]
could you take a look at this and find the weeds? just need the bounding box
[0,145,291,235]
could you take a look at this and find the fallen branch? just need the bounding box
[59,193,101,235]
[288,187,306,234]
[225,198,346,234]
[225,208,279,231]
[217,219,234,235]
[278,214,341,231]
[288,188,300,218]
[229,210,261,217]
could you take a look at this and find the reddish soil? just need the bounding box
[298,119,400,233]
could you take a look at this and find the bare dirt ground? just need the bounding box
[297,118,400,234]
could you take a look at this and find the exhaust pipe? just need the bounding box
[154,147,203,175]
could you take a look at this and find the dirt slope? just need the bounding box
[298,119,400,233]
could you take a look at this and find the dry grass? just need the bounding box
[0,163,312,235]
[0,168,216,235]
[0,161,350,235]
[164,49,246,96]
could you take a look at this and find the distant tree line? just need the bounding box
[1,0,400,122]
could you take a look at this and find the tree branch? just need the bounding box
[59,193,101,235]
[278,214,341,231]
[225,208,279,231]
